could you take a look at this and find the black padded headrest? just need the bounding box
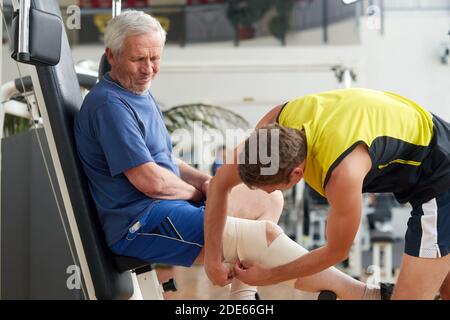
[98,53,111,79]
[11,7,62,66]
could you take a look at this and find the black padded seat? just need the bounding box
[114,256,151,274]
[370,230,395,243]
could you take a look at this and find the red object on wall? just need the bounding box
[187,0,225,5]
[79,0,151,8]
[124,0,151,7]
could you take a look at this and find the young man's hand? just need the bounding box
[204,258,233,287]
[234,261,275,286]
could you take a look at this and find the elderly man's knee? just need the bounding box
[265,221,283,246]
[259,191,284,222]
[270,190,284,211]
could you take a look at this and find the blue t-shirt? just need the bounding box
[74,73,180,246]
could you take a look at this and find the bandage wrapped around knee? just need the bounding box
[222,216,308,268]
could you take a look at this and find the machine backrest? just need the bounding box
[25,0,134,299]
[98,53,111,79]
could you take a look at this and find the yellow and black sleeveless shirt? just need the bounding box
[277,88,450,206]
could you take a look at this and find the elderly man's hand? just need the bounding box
[201,179,211,198]
[234,261,275,286]
[204,259,233,287]
[191,188,205,202]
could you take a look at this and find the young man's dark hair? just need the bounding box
[238,123,307,187]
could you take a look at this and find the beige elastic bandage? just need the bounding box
[222,216,308,269]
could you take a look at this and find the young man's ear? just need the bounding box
[290,166,304,179]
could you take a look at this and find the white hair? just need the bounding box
[104,10,167,55]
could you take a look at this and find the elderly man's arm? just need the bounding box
[124,162,203,201]
[176,158,211,195]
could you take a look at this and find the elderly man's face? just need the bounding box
[107,32,162,94]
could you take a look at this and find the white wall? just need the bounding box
[287,18,360,46]
[67,44,361,127]
[3,8,450,124]
[150,9,450,124]
[358,10,450,121]
[151,46,360,126]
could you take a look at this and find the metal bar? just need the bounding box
[11,0,19,11]
[159,61,349,74]
[343,69,353,89]
[18,0,31,61]
[181,5,186,47]
[322,0,328,43]
[3,100,32,120]
[112,0,121,18]
[0,0,3,299]
[354,0,362,32]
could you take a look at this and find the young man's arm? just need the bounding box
[234,144,372,285]
[255,105,284,128]
[202,105,285,285]
[204,162,242,286]
[124,162,203,201]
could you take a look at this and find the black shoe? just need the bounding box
[318,290,337,300]
[255,292,261,300]
[380,282,395,300]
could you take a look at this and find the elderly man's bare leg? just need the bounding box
[227,184,285,221]
[226,184,284,299]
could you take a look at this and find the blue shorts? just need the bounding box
[111,200,205,267]
[405,188,450,258]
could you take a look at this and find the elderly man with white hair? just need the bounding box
[74,10,390,300]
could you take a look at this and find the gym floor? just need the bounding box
[157,265,314,300]
[157,239,404,300]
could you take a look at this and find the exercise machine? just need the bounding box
[1,0,176,300]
